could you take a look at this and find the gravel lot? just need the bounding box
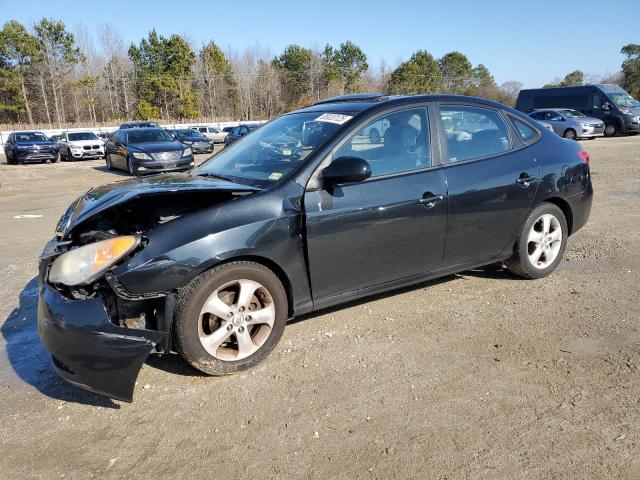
[0,137,639,479]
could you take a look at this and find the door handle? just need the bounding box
[516,174,537,188]
[418,194,444,208]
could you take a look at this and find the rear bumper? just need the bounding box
[37,261,167,402]
[567,184,593,235]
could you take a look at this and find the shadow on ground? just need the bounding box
[1,277,120,408]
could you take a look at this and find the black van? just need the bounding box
[516,84,640,137]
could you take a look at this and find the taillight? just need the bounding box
[577,149,590,164]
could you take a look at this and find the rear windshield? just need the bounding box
[68,132,98,141]
[127,129,173,144]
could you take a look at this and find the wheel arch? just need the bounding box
[541,197,574,235]
[210,255,295,318]
[563,127,577,139]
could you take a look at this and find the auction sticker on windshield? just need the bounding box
[314,113,353,125]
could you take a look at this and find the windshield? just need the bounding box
[127,129,174,144]
[176,129,204,137]
[609,92,640,108]
[68,132,98,141]
[15,132,48,142]
[195,112,349,184]
[561,109,586,118]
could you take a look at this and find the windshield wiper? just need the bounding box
[197,172,240,183]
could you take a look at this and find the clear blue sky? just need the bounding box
[2,0,639,87]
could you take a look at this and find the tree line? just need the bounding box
[0,18,638,128]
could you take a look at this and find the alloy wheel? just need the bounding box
[527,213,562,269]
[198,279,275,361]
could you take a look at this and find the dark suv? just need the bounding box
[4,131,59,164]
[104,127,194,175]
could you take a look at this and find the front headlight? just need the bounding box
[581,122,589,127]
[132,152,151,160]
[183,147,192,156]
[48,235,139,286]
[182,140,193,145]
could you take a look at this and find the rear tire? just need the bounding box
[506,203,568,279]
[173,261,288,375]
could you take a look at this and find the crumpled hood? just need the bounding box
[56,172,259,236]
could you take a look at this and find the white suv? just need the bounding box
[58,131,105,160]
[191,126,228,143]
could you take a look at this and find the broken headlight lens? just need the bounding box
[48,235,139,286]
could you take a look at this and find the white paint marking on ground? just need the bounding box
[13,214,43,219]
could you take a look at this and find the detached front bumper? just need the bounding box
[37,258,168,402]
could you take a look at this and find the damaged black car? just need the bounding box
[38,94,593,401]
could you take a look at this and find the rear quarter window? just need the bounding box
[510,117,539,143]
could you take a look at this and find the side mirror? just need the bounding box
[322,156,371,186]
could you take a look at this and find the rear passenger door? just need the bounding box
[437,103,540,266]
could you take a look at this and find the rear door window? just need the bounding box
[439,105,511,162]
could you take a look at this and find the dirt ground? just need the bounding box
[0,137,639,480]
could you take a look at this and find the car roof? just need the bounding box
[293,93,511,116]
[13,130,46,134]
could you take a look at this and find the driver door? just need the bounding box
[304,106,448,304]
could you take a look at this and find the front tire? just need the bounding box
[50,154,59,163]
[604,123,618,137]
[506,203,568,279]
[563,129,577,140]
[173,261,288,375]
[126,156,137,176]
[105,153,114,171]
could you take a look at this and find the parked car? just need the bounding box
[119,121,160,129]
[97,132,111,142]
[37,93,592,401]
[538,121,555,133]
[516,84,640,137]
[223,124,260,147]
[4,131,59,164]
[528,108,604,140]
[191,125,228,143]
[58,131,105,160]
[49,134,62,142]
[104,127,194,175]
[170,129,214,154]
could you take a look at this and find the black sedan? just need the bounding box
[38,94,592,401]
[223,124,260,147]
[4,131,59,164]
[170,129,214,154]
[104,127,194,176]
